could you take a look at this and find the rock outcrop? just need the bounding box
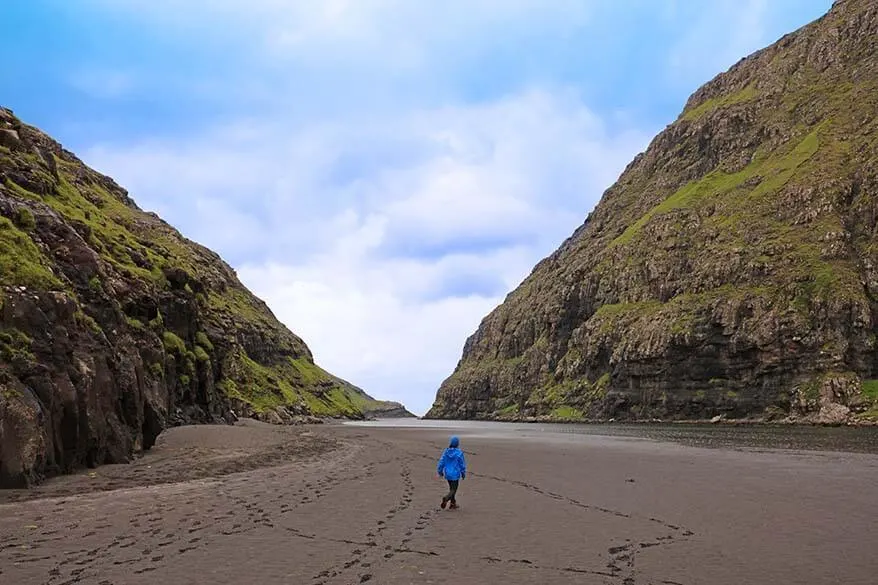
[428,0,878,424]
[362,401,416,419]
[0,108,400,487]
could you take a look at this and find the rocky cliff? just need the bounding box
[428,0,878,425]
[0,108,409,487]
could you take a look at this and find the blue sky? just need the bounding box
[3,0,832,414]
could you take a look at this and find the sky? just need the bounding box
[3,0,832,415]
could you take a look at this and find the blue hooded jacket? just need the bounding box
[437,436,467,481]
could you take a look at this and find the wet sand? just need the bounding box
[1,420,876,585]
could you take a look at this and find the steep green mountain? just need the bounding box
[0,107,409,487]
[428,0,878,424]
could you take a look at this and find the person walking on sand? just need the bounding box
[437,435,466,510]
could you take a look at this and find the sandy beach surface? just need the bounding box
[1,419,876,585]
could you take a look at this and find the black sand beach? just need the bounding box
[1,420,876,584]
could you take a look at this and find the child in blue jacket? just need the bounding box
[437,435,467,509]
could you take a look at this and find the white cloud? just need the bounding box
[83,89,651,414]
[236,250,526,411]
[87,0,592,69]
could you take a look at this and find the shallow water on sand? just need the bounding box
[347,419,878,454]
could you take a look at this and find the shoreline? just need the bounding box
[421,414,878,427]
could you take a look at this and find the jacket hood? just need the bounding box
[449,436,460,448]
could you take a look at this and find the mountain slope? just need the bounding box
[428,0,878,424]
[0,107,409,487]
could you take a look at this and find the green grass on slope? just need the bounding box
[220,352,301,412]
[613,125,822,246]
[0,215,62,289]
[681,84,758,121]
[219,350,370,417]
[590,301,663,333]
[290,357,369,415]
[549,405,583,420]
[858,380,878,420]
[0,326,34,363]
[862,380,878,400]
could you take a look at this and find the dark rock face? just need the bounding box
[362,401,416,419]
[0,108,396,487]
[428,0,878,424]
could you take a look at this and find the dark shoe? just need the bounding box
[449,502,458,509]
[440,497,447,509]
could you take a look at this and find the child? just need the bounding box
[436,435,467,509]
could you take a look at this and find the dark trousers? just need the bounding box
[444,479,459,503]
